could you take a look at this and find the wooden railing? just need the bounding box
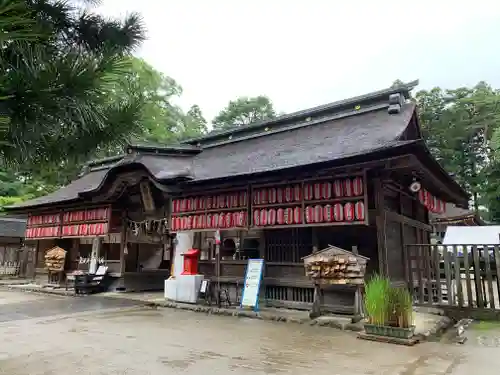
[406,244,500,310]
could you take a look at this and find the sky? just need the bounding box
[97,0,500,124]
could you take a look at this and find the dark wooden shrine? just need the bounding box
[6,80,468,314]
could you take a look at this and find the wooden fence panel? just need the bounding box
[405,244,500,312]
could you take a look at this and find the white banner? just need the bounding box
[240,259,264,309]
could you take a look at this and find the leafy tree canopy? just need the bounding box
[212,95,276,131]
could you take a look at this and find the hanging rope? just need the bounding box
[126,217,169,237]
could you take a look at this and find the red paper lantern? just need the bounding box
[268,188,277,204]
[205,214,212,228]
[277,208,285,224]
[239,191,247,207]
[225,213,232,228]
[253,210,260,226]
[429,196,437,212]
[355,201,365,221]
[424,191,431,209]
[321,183,332,199]
[206,196,213,209]
[313,183,322,200]
[268,209,277,225]
[232,212,239,227]
[333,180,343,197]
[260,209,268,226]
[304,184,314,201]
[353,177,363,196]
[344,179,353,197]
[233,211,245,227]
[293,185,301,201]
[333,203,344,221]
[230,193,239,208]
[344,202,355,221]
[216,195,224,209]
[323,204,332,222]
[305,206,314,223]
[186,216,193,230]
[314,205,323,223]
[284,208,293,224]
[284,186,293,202]
[192,197,199,211]
[293,207,302,223]
[253,190,260,205]
[276,187,284,203]
[199,197,206,210]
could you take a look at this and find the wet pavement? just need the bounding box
[0,289,499,375]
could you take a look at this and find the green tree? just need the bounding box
[212,95,276,130]
[416,82,500,217]
[0,54,209,209]
[0,0,146,166]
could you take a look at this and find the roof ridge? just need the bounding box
[200,102,392,149]
[184,80,419,144]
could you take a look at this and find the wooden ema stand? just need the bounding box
[303,245,368,320]
[45,246,67,285]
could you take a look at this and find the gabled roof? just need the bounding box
[430,203,484,226]
[7,80,466,211]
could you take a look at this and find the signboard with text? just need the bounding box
[240,259,264,311]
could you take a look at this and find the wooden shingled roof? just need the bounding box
[6,81,468,211]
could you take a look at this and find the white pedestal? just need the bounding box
[164,278,178,300]
[176,274,204,303]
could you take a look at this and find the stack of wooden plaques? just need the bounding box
[44,246,67,272]
[303,245,368,285]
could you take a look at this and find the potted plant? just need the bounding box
[364,275,415,339]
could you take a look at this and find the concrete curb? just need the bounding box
[144,300,365,331]
[415,316,453,341]
[1,284,75,297]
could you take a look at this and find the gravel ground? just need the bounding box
[0,289,498,375]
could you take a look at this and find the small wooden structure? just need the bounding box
[303,246,368,318]
[44,246,66,284]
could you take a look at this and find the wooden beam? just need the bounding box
[383,210,432,232]
[373,177,388,276]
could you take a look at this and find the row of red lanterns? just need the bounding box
[27,214,60,226]
[252,201,365,226]
[253,178,364,205]
[63,207,109,223]
[61,223,108,237]
[25,226,60,238]
[171,211,247,231]
[172,192,248,213]
[27,207,110,227]
[25,222,109,238]
[418,189,446,214]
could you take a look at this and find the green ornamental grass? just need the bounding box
[364,274,390,326]
[364,274,414,328]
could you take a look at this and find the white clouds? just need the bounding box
[97,0,500,123]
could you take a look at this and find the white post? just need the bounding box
[89,237,102,274]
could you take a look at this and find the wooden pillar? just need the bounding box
[373,177,388,276]
[119,211,127,275]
